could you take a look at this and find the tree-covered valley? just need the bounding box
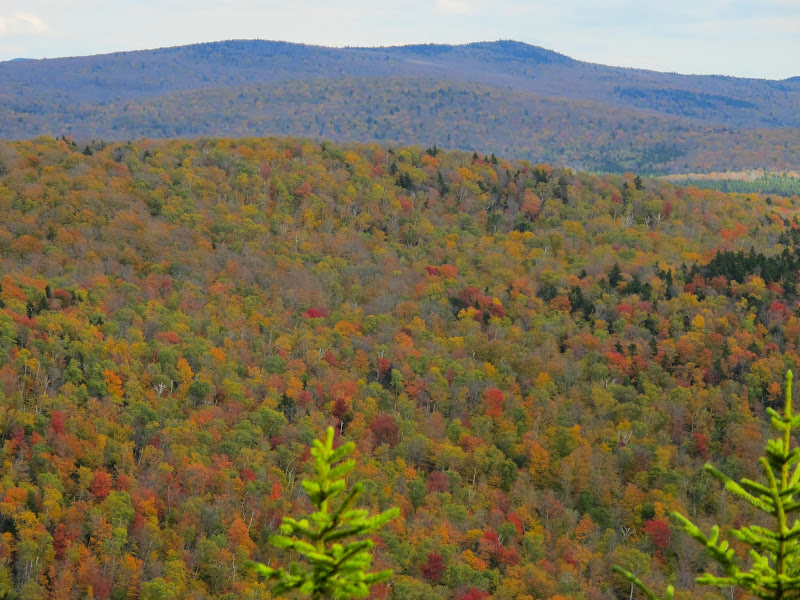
[0,135,799,599]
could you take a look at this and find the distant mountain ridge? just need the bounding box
[1,39,798,174]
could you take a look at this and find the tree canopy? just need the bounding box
[0,135,798,598]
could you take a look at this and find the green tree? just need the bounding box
[247,427,399,599]
[615,370,800,599]
[608,262,623,289]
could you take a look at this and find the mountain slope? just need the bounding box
[0,135,799,598]
[1,40,798,173]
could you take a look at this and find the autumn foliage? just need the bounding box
[0,135,797,598]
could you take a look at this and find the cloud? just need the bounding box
[752,15,800,35]
[433,0,477,15]
[0,12,50,36]
[0,42,26,56]
[679,13,800,37]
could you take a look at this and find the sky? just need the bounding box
[0,0,798,79]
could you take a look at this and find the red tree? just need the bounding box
[457,589,489,600]
[421,551,446,582]
[643,518,671,558]
[50,410,66,435]
[91,470,112,500]
[426,471,449,494]
[370,413,399,447]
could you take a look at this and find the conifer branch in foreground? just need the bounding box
[616,370,800,599]
[246,427,399,599]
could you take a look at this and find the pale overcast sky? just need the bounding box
[0,0,798,79]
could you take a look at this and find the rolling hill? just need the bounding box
[1,39,799,173]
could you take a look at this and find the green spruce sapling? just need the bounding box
[247,427,399,599]
[615,370,800,599]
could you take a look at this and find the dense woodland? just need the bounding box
[669,173,800,197]
[2,40,799,174]
[9,76,799,176]
[0,136,800,599]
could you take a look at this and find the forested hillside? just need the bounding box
[0,136,799,599]
[2,40,799,174]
